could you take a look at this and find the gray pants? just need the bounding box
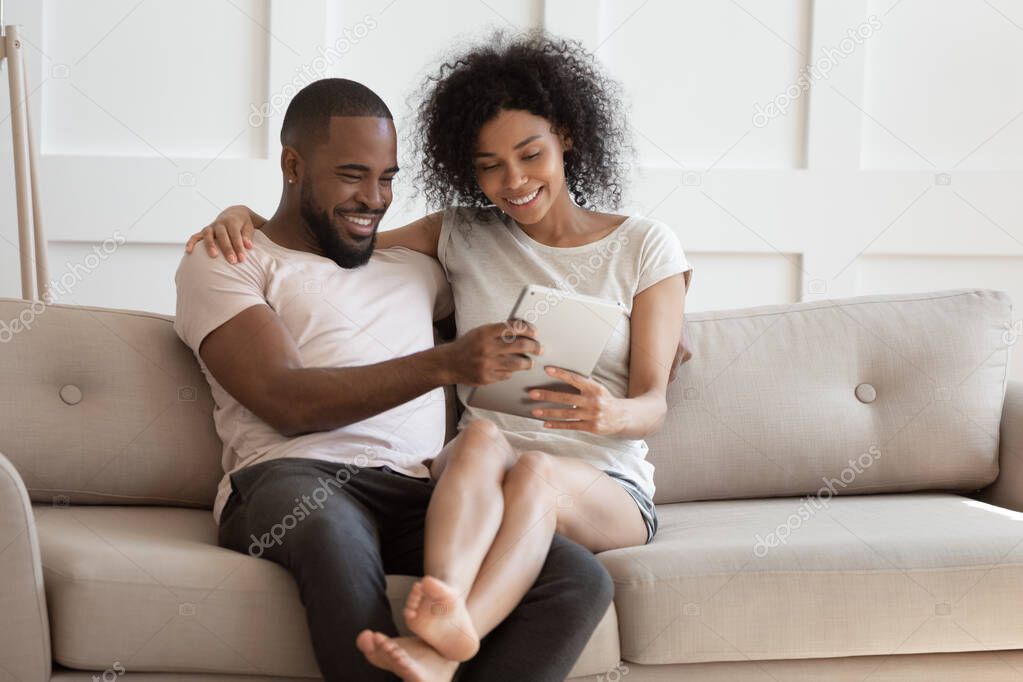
[217,457,614,682]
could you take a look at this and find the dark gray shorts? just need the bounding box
[604,470,658,543]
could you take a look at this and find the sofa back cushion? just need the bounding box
[0,289,1012,508]
[648,289,1012,504]
[0,299,223,507]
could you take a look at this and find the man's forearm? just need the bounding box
[273,345,453,436]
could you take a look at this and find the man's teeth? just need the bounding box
[507,188,540,206]
[344,215,373,226]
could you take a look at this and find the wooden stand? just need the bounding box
[2,15,49,301]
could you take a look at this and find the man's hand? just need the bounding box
[441,320,542,386]
[669,268,695,382]
[668,320,693,382]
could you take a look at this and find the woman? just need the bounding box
[187,31,691,681]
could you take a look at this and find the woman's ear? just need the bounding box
[552,125,573,153]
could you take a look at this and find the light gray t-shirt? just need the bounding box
[174,231,454,523]
[437,207,692,499]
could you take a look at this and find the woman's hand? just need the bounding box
[184,205,262,263]
[528,366,628,436]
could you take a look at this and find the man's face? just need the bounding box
[298,116,398,268]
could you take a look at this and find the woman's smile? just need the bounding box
[504,186,543,210]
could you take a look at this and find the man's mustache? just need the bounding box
[334,207,386,216]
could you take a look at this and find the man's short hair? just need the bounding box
[281,78,392,153]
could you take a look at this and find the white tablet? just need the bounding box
[467,284,626,420]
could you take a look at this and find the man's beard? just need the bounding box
[299,182,377,269]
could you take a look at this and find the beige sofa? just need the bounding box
[2,287,1022,682]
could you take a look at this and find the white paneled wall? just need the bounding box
[42,0,269,159]
[597,0,811,169]
[681,252,802,312]
[0,0,1020,378]
[861,0,1023,170]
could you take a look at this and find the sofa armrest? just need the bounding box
[977,380,1023,512]
[0,451,51,681]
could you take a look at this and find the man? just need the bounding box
[174,78,613,681]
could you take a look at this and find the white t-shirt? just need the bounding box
[174,230,454,523]
[438,207,692,501]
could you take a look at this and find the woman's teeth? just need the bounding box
[507,188,540,206]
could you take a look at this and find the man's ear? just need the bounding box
[281,146,303,184]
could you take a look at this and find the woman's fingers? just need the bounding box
[532,407,584,420]
[201,229,220,258]
[529,388,581,405]
[544,366,591,392]
[214,224,239,263]
[241,221,256,249]
[228,223,248,263]
[542,420,590,431]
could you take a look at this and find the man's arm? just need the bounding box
[199,305,539,437]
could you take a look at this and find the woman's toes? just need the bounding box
[355,629,377,655]
[409,581,424,605]
[405,581,425,621]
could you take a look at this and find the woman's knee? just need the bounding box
[443,419,511,477]
[464,417,503,441]
[503,450,557,502]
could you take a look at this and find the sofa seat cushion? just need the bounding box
[35,505,619,677]
[599,493,1023,665]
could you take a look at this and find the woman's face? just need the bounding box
[473,109,570,225]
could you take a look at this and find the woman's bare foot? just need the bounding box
[355,630,458,682]
[403,576,480,661]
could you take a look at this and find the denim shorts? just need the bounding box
[604,470,658,543]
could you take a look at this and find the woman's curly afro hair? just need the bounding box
[411,30,632,210]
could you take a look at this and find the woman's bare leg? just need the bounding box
[462,451,647,636]
[400,419,516,661]
[459,449,558,636]
[423,419,516,590]
[364,436,647,675]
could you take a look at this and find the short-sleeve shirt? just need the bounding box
[174,230,454,523]
[437,207,691,500]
